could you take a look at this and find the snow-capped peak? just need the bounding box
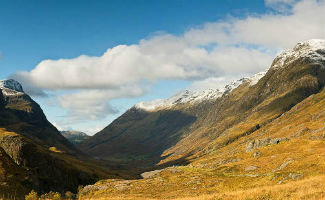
[271,39,325,69]
[248,71,266,86]
[135,71,266,111]
[0,79,24,96]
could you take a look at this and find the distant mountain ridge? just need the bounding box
[134,71,266,111]
[61,130,91,145]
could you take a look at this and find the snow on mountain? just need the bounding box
[271,39,325,69]
[136,39,324,112]
[0,79,24,96]
[135,71,266,111]
[248,71,266,86]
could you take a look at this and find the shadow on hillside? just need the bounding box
[93,109,198,178]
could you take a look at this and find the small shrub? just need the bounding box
[53,192,61,200]
[65,191,75,199]
[25,190,38,200]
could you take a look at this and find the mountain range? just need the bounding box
[79,39,325,166]
[77,39,325,199]
[0,39,324,199]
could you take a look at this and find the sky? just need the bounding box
[0,0,324,135]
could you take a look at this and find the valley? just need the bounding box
[0,40,324,199]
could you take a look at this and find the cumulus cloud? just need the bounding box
[184,0,324,48]
[58,84,145,121]
[11,0,325,125]
[13,39,273,91]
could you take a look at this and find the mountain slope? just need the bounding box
[80,89,325,199]
[79,39,325,169]
[0,80,121,198]
[0,79,78,154]
[78,39,325,199]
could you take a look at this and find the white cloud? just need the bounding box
[189,76,244,92]
[11,0,325,126]
[52,122,64,131]
[58,85,145,122]
[84,126,105,136]
[184,0,324,48]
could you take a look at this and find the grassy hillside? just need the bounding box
[79,87,325,199]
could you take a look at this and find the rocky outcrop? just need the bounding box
[245,138,289,152]
[141,169,164,179]
[272,158,295,172]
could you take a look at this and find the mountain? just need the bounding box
[0,79,78,154]
[61,131,91,145]
[78,39,325,199]
[78,73,267,165]
[0,80,119,198]
[79,39,325,166]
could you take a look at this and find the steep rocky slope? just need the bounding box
[0,80,119,198]
[0,79,78,154]
[79,39,325,169]
[79,39,325,199]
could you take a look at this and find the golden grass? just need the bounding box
[80,89,325,200]
[175,175,325,200]
[49,146,64,153]
[81,175,325,200]
[0,128,17,137]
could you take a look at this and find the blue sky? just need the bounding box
[0,0,266,78]
[1,0,324,134]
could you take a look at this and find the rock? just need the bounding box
[270,138,289,144]
[288,173,302,180]
[141,169,163,179]
[246,137,289,152]
[114,183,129,191]
[246,138,271,152]
[219,158,242,165]
[245,166,258,171]
[168,168,181,173]
[272,158,295,172]
[80,185,108,195]
[253,151,261,158]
